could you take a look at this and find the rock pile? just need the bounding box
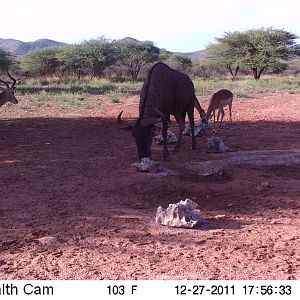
[154,129,178,145]
[131,157,160,172]
[183,120,207,136]
[207,136,230,153]
[155,199,202,228]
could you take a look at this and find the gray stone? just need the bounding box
[155,199,202,228]
[183,120,207,136]
[131,157,160,172]
[154,129,178,145]
[207,136,230,153]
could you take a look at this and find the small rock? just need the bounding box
[214,214,226,220]
[257,181,272,191]
[183,120,206,136]
[37,236,58,245]
[256,185,264,191]
[207,136,230,153]
[155,199,202,228]
[131,157,160,173]
[154,129,178,145]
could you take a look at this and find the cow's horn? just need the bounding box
[117,110,124,123]
[116,110,136,129]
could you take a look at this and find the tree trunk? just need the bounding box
[227,65,234,77]
[234,66,239,77]
[257,67,265,79]
[227,65,240,78]
[251,68,258,80]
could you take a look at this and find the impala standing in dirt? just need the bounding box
[206,89,233,130]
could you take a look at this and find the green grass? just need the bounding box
[14,75,300,109]
[194,76,300,99]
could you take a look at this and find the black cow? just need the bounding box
[118,63,204,161]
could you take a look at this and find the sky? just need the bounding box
[1,0,299,53]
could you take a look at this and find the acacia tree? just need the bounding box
[0,48,15,71]
[206,32,245,78]
[241,28,299,79]
[164,54,192,73]
[206,28,300,79]
[20,47,62,76]
[56,44,90,78]
[81,38,119,77]
[116,41,160,81]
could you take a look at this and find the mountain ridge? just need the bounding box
[0,38,65,56]
[0,37,205,58]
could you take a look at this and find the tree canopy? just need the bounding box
[206,28,299,79]
[116,41,161,81]
[0,48,15,72]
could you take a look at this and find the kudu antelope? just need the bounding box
[117,63,206,161]
[206,89,233,130]
[0,69,18,107]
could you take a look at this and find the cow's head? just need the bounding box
[117,110,162,159]
[132,119,155,159]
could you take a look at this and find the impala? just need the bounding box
[0,69,18,107]
[206,89,233,130]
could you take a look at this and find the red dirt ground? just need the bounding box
[0,91,300,280]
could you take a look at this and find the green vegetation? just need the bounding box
[194,76,300,99]
[0,48,14,71]
[206,28,299,79]
[10,76,300,111]
[1,27,300,83]
[1,27,300,112]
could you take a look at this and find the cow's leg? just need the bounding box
[186,107,196,150]
[174,113,185,152]
[162,120,169,161]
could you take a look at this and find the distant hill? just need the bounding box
[119,37,206,58]
[0,38,65,56]
[175,49,207,59]
[0,36,205,58]
[119,37,142,45]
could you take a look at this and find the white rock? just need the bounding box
[131,157,160,172]
[37,236,58,245]
[207,136,230,153]
[214,214,226,220]
[183,120,206,136]
[155,199,202,228]
[154,129,178,145]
